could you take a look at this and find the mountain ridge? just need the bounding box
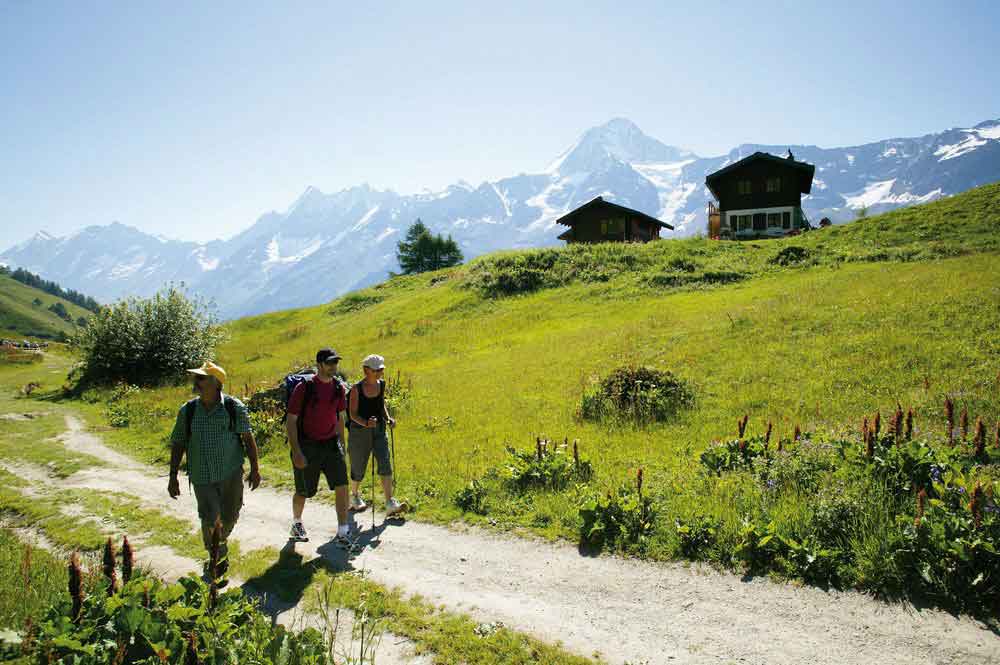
[4,117,999,319]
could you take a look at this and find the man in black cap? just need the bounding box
[286,348,351,543]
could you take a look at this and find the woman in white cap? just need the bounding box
[348,354,403,516]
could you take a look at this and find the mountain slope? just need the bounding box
[3,118,999,318]
[0,273,93,340]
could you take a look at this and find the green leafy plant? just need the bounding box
[501,441,592,491]
[454,479,488,515]
[578,484,654,551]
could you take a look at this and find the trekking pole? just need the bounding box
[371,433,376,531]
[390,425,397,490]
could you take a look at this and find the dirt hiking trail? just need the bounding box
[32,416,1000,664]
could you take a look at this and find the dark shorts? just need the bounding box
[349,426,392,481]
[293,438,348,498]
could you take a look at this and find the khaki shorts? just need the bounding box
[349,426,391,481]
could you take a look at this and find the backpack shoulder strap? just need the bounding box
[223,395,238,433]
[184,398,199,442]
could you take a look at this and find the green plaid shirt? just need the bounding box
[170,394,251,486]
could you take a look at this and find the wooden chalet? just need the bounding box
[556,197,672,244]
[705,151,815,239]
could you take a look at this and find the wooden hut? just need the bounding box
[556,197,672,244]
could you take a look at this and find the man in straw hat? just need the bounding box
[168,360,260,581]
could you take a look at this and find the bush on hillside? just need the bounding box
[71,286,224,386]
[580,366,694,425]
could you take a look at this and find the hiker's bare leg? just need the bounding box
[334,485,348,525]
[350,479,362,498]
[293,493,306,521]
[381,475,393,501]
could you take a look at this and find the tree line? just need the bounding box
[1,265,102,313]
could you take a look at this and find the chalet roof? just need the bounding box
[705,152,815,199]
[555,196,673,230]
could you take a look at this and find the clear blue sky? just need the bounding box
[2,0,997,247]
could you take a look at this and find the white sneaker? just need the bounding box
[290,521,308,541]
[385,497,405,516]
[349,494,367,512]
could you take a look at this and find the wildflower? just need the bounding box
[929,465,943,484]
[766,479,777,490]
[793,424,801,442]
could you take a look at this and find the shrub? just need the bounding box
[580,366,693,425]
[71,286,224,387]
[773,245,811,266]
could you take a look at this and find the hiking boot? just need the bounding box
[290,521,308,541]
[385,497,405,516]
[349,494,367,512]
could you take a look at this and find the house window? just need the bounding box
[729,214,738,231]
[737,180,752,195]
[782,211,791,229]
[738,215,751,231]
[766,177,781,192]
[752,213,766,230]
[767,213,781,228]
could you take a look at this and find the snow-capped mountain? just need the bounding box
[4,118,999,319]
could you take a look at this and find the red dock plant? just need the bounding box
[915,488,927,528]
[995,420,1000,449]
[873,410,881,438]
[945,397,955,445]
[573,440,580,470]
[793,424,801,442]
[185,631,200,665]
[973,418,986,458]
[905,408,914,441]
[738,413,749,438]
[892,404,904,443]
[208,521,222,609]
[960,407,969,441]
[102,537,117,595]
[121,535,134,584]
[969,483,984,530]
[764,421,773,447]
[68,551,84,623]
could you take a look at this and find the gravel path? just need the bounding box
[41,416,1000,664]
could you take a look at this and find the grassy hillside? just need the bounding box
[0,273,93,340]
[76,183,1000,608]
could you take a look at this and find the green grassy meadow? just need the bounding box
[0,274,92,341]
[11,182,1000,612]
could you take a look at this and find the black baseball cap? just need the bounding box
[316,348,342,364]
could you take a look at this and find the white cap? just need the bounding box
[362,354,386,370]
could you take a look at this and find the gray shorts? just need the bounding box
[349,426,391,481]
